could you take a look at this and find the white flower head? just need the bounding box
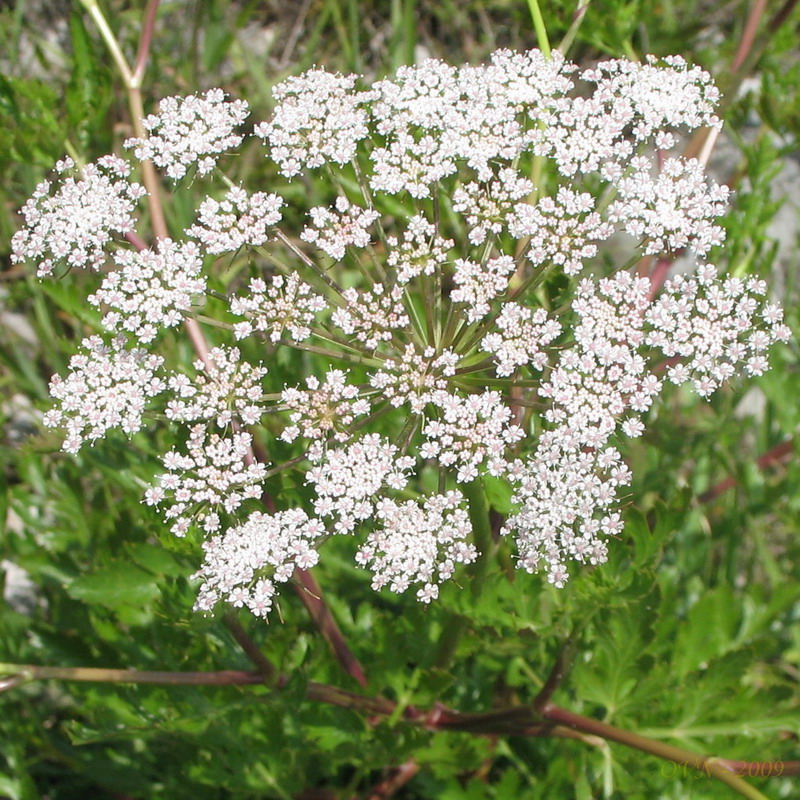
[125,89,249,180]
[24,47,791,615]
[356,491,476,601]
[12,156,145,277]
[88,239,205,343]
[193,509,325,617]
[44,335,165,453]
[189,187,284,254]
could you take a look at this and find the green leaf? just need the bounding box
[0,468,8,537]
[39,276,103,327]
[640,712,800,740]
[673,585,740,677]
[126,542,185,578]
[67,562,161,611]
[483,474,513,514]
[0,775,20,800]
[0,749,37,800]
[65,10,113,150]
[0,75,62,167]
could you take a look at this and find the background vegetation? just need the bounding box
[1,1,799,798]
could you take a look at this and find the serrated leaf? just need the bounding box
[0,75,62,166]
[737,581,800,644]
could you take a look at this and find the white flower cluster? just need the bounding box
[188,187,284,254]
[42,335,165,454]
[230,274,326,342]
[301,196,379,260]
[505,273,655,584]
[254,70,374,176]
[166,346,266,427]
[543,273,659,443]
[89,239,205,343]
[451,255,516,322]
[506,439,629,587]
[422,391,525,482]
[11,156,145,277]
[306,434,414,534]
[125,89,248,180]
[369,50,572,196]
[356,492,477,602]
[387,215,453,283]
[582,55,721,139]
[646,264,791,395]
[508,188,613,275]
[453,169,534,246]
[503,262,789,586]
[194,510,325,617]
[482,304,562,376]
[331,283,409,349]
[145,426,266,537]
[608,157,728,256]
[18,48,791,618]
[369,345,459,413]
[534,54,720,179]
[280,370,370,443]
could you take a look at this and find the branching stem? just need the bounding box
[3,661,791,795]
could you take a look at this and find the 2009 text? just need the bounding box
[660,761,784,779]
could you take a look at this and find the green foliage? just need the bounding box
[1,1,799,799]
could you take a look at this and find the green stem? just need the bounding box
[1,664,265,687]
[190,313,233,330]
[556,0,591,56]
[223,613,277,683]
[0,663,388,715]
[311,329,387,360]
[3,661,795,791]
[78,0,133,85]
[454,376,540,389]
[275,339,383,367]
[526,0,552,59]
[432,616,468,670]
[293,571,368,688]
[82,0,169,242]
[271,232,345,296]
[541,705,771,800]
[455,263,556,357]
[532,640,577,713]
[463,478,494,598]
